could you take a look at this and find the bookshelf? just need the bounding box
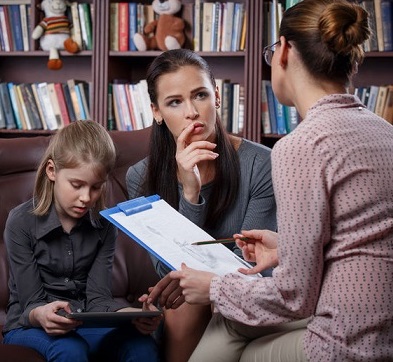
[0,0,392,146]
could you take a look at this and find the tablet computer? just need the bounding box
[64,311,162,327]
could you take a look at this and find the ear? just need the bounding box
[151,103,163,124]
[46,159,56,181]
[277,36,289,68]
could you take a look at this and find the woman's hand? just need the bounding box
[169,263,215,305]
[176,123,218,203]
[146,274,185,309]
[29,301,82,335]
[234,229,279,275]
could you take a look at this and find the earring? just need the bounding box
[155,118,162,125]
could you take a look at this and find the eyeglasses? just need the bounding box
[263,41,280,66]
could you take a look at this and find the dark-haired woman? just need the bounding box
[126,48,277,362]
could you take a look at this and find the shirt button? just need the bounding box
[64,278,69,283]
[68,251,72,256]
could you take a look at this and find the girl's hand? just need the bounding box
[169,263,215,305]
[176,123,218,203]
[131,297,164,335]
[234,230,279,275]
[29,301,82,335]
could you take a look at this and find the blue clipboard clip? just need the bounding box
[117,195,160,216]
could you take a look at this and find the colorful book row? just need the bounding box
[355,84,393,124]
[0,3,31,52]
[261,80,299,136]
[0,80,91,131]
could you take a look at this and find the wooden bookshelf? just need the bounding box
[0,0,392,146]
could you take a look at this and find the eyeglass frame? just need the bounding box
[263,40,280,66]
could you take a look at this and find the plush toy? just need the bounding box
[32,0,79,70]
[134,0,186,51]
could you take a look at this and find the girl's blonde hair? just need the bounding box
[33,120,117,218]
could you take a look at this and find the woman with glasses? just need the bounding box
[162,0,393,361]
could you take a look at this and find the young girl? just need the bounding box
[127,49,277,362]
[2,120,162,362]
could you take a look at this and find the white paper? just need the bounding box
[109,199,257,278]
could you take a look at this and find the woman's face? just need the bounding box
[152,65,219,142]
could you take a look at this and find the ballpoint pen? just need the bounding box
[191,237,249,245]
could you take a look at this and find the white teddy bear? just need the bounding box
[32,0,79,70]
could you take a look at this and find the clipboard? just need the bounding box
[100,195,258,278]
[64,311,162,327]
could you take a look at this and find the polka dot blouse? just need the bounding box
[210,94,393,361]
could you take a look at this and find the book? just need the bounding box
[118,2,129,51]
[265,81,277,134]
[19,4,29,51]
[221,2,235,52]
[273,95,287,135]
[8,5,23,51]
[36,82,58,130]
[1,5,12,51]
[110,3,119,51]
[374,86,389,117]
[366,85,379,112]
[361,0,379,52]
[78,3,93,50]
[284,105,299,133]
[0,94,6,128]
[70,1,83,49]
[0,82,16,129]
[261,80,272,134]
[30,83,48,130]
[47,82,63,129]
[5,82,22,129]
[382,85,393,124]
[374,0,385,51]
[222,80,233,132]
[67,79,83,121]
[128,2,137,51]
[381,0,393,52]
[232,2,245,51]
[21,83,43,129]
[193,0,202,51]
[107,84,116,131]
[14,84,32,129]
[54,82,71,126]
[62,83,76,122]
[77,81,91,120]
[202,2,215,51]
[100,195,257,277]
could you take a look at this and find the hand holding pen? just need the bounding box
[233,230,279,275]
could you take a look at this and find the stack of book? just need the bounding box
[0,1,31,52]
[0,80,91,130]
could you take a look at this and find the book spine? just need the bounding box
[110,3,119,51]
[9,5,24,51]
[54,82,71,126]
[128,2,137,51]
[381,0,393,52]
[0,83,17,129]
[261,80,272,134]
[118,2,129,51]
[70,2,83,49]
[19,4,29,51]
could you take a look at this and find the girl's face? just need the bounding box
[46,160,107,231]
[152,65,219,142]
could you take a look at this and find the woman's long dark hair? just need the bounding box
[143,49,240,229]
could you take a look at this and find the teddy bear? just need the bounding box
[32,0,79,70]
[133,0,186,51]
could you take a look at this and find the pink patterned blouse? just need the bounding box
[211,94,393,361]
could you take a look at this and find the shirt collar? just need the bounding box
[35,202,103,239]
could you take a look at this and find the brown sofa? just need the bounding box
[0,127,160,361]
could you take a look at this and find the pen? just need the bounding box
[191,237,249,246]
